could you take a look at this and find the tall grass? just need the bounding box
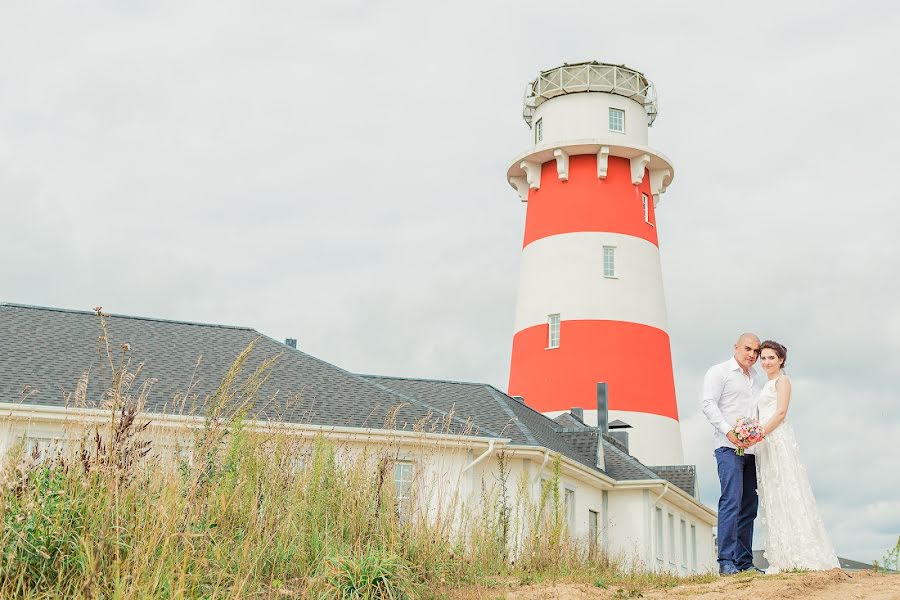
[0,313,711,598]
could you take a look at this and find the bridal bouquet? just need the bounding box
[733,417,764,456]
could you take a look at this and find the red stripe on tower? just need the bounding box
[523,156,658,249]
[509,320,678,420]
[505,62,683,465]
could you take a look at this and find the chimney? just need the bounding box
[609,430,629,453]
[285,338,297,349]
[596,382,608,434]
[570,407,584,423]
[608,419,632,454]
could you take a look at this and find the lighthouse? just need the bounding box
[506,62,683,465]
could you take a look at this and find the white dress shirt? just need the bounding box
[700,357,763,453]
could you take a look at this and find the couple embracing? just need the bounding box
[701,333,839,575]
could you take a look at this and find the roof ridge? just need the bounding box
[362,378,507,439]
[648,465,695,471]
[484,385,605,470]
[490,385,585,430]
[484,386,540,446]
[552,413,592,431]
[360,373,490,387]
[0,302,253,331]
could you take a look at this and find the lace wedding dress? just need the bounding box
[755,376,839,572]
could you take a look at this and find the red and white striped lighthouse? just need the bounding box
[506,62,683,465]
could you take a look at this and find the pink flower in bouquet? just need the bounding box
[733,417,764,456]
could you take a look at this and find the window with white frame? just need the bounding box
[177,445,194,467]
[25,437,55,463]
[564,488,576,531]
[548,314,560,348]
[289,454,306,474]
[535,118,543,144]
[601,491,609,551]
[394,461,414,514]
[588,509,599,556]
[655,507,664,568]
[642,193,650,223]
[690,524,697,573]
[603,247,616,278]
[668,513,676,570]
[609,108,625,133]
[680,519,688,573]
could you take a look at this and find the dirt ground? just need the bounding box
[453,570,900,600]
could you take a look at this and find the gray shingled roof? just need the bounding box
[501,395,602,469]
[552,412,589,430]
[360,376,534,444]
[649,465,697,497]
[557,430,602,469]
[600,435,661,481]
[604,432,629,454]
[1,303,673,486]
[361,376,666,482]
[0,304,478,435]
[361,375,602,471]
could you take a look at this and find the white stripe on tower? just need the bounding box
[514,232,668,333]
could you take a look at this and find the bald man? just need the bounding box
[701,333,764,575]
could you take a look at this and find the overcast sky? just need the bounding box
[2,1,898,564]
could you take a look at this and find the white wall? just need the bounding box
[0,407,716,573]
[606,488,651,567]
[606,411,684,467]
[514,232,668,333]
[531,92,650,149]
[651,495,717,575]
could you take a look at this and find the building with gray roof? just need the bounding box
[0,302,718,573]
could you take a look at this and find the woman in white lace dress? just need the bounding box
[754,340,839,573]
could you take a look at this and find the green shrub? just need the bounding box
[320,548,418,599]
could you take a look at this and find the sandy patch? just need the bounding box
[453,570,900,600]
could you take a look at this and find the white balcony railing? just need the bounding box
[523,61,658,128]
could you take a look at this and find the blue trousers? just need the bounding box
[715,446,758,570]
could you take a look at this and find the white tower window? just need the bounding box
[603,246,616,278]
[609,108,625,133]
[548,313,560,348]
[535,118,543,143]
[642,193,651,223]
